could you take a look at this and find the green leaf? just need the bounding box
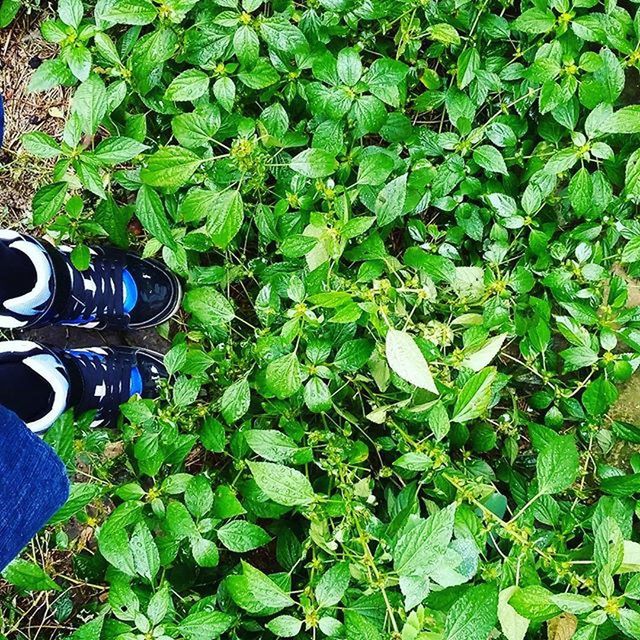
[184,287,235,328]
[315,562,351,608]
[185,475,214,518]
[103,0,157,25]
[452,368,497,423]
[625,148,640,201]
[622,236,640,263]
[220,377,250,424]
[247,461,315,507]
[357,153,395,186]
[97,503,140,575]
[473,145,508,175]
[237,58,279,90]
[58,0,83,28]
[32,181,68,225]
[2,560,62,592]
[191,536,220,568]
[233,25,260,67]
[217,521,271,552]
[394,503,456,577]
[213,77,236,111]
[140,146,202,189]
[135,185,178,249]
[509,585,561,623]
[28,59,74,92]
[386,329,437,393]
[165,69,210,102]
[206,190,244,248]
[461,334,507,372]
[266,616,303,638]
[498,587,529,640]
[568,168,593,216]
[93,136,148,164]
[537,434,580,495]
[337,48,362,86]
[376,174,407,226]
[241,562,295,611]
[260,18,308,55]
[266,352,302,399]
[71,244,91,270]
[290,148,337,178]
[0,0,21,28]
[67,43,92,81]
[72,74,107,136]
[280,234,318,258]
[602,106,640,134]
[513,8,555,33]
[179,611,235,640]
[457,48,480,89]
[244,430,299,462]
[129,521,160,582]
[428,23,461,45]
[444,584,498,640]
[304,377,332,413]
[619,609,640,639]
[429,401,451,441]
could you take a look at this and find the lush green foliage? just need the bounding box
[7,0,640,637]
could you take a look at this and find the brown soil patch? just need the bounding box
[0,9,67,226]
[612,264,640,308]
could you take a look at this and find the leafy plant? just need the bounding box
[6,0,640,637]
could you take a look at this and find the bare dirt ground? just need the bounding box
[0,7,67,226]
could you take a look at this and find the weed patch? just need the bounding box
[3,0,640,638]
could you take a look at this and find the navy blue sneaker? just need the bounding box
[55,345,167,427]
[0,341,167,431]
[45,244,182,331]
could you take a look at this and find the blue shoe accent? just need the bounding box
[123,268,138,314]
[129,366,142,396]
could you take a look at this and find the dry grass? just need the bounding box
[0,8,67,228]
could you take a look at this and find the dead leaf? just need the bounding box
[104,441,125,460]
[548,613,577,640]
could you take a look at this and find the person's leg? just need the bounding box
[0,404,69,571]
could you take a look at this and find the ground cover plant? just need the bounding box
[4,0,640,637]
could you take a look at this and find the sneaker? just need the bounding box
[47,245,182,330]
[55,345,168,426]
[0,341,167,431]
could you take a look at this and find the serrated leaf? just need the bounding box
[248,461,315,507]
[385,329,437,393]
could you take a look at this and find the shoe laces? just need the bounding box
[59,250,128,328]
[59,348,135,423]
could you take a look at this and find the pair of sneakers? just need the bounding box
[0,231,181,432]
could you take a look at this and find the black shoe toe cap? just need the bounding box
[124,255,182,330]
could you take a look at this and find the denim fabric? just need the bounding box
[0,405,69,572]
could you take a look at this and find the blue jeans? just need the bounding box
[0,405,69,571]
